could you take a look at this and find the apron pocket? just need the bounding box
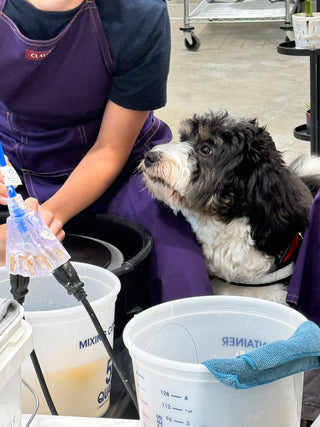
[22,168,72,203]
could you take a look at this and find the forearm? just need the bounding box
[42,145,126,224]
[43,102,149,224]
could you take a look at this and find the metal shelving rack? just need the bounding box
[277,41,320,155]
[180,0,300,50]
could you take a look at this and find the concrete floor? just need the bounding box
[156,1,311,165]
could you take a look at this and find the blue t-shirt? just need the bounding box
[3,0,171,111]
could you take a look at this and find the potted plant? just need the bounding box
[292,0,320,49]
[304,0,313,16]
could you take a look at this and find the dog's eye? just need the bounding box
[199,144,212,156]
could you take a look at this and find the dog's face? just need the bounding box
[139,138,197,213]
[140,110,282,220]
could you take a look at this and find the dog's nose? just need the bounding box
[144,150,161,168]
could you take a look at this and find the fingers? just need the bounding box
[0,223,6,266]
[24,197,39,211]
[0,156,14,205]
[0,196,8,205]
[24,198,65,242]
[38,207,65,242]
[4,155,11,166]
[38,208,65,241]
[0,182,9,206]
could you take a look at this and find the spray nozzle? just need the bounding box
[6,207,71,277]
[0,141,70,277]
[7,194,28,218]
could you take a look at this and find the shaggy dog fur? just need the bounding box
[139,110,320,303]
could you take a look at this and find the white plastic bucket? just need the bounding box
[123,296,307,427]
[0,262,121,418]
[0,303,33,427]
[292,13,320,49]
[312,415,320,426]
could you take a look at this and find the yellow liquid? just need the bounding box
[22,357,111,417]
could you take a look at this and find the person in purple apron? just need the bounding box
[0,0,213,304]
[287,190,320,424]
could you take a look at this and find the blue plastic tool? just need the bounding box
[0,143,70,277]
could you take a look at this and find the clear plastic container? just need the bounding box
[124,295,307,427]
[0,263,121,418]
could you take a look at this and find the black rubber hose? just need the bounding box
[10,274,30,305]
[53,262,139,411]
[29,350,58,415]
[10,274,58,416]
[81,296,138,411]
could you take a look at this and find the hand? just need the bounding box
[24,198,65,242]
[0,198,65,267]
[0,155,11,205]
[0,223,6,266]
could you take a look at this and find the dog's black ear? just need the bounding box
[218,116,313,257]
[243,130,312,256]
[240,119,276,152]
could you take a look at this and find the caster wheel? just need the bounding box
[184,34,200,51]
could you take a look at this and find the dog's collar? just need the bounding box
[229,262,294,287]
[226,233,302,287]
[277,233,302,267]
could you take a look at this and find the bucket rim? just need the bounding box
[292,12,320,17]
[0,318,33,393]
[1,262,121,318]
[123,295,307,373]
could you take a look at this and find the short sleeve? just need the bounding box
[98,0,171,111]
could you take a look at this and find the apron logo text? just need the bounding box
[25,49,52,61]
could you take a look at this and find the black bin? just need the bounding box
[64,212,153,337]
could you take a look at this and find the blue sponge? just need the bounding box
[203,321,320,389]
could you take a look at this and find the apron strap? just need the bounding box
[87,0,114,75]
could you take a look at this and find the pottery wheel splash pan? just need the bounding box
[63,234,124,269]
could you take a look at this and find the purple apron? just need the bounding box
[287,189,320,325]
[0,0,213,303]
[287,190,320,422]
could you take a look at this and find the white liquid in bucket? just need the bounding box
[0,262,121,418]
[123,296,307,427]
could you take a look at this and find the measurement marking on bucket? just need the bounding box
[136,370,195,426]
[137,370,145,379]
[142,410,150,420]
[137,380,147,393]
[136,370,147,393]
[159,391,193,426]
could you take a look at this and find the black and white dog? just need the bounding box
[140,110,320,303]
